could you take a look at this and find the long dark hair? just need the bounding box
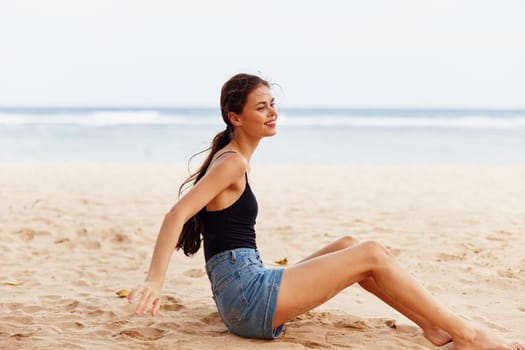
[175,73,270,256]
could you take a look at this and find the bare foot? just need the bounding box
[454,327,524,350]
[423,326,452,346]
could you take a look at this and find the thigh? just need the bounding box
[273,241,381,328]
[298,235,359,263]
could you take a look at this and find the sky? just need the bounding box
[0,0,524,108]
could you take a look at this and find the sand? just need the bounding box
[1,163,524,349]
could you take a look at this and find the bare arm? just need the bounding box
[128,153,246,315]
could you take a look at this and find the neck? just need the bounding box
[229,132,260,162]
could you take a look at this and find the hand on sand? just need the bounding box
[127,280,162,316]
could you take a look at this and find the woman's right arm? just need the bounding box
[127,153,246,315]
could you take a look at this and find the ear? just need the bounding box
[228,112,242,126]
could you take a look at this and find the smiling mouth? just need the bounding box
[265,120,276,126]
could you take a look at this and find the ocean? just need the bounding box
[1,107,525,164]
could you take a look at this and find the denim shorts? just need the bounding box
[205,248,285,339]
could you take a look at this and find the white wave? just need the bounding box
[277,114,525,129]
[91,110,161,125]
[0,111,221,126]
[2,110,525,129]
[89,111,219,126]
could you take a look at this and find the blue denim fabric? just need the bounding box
[205,248,285,339]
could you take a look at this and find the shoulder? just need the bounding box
[207,151,247,181]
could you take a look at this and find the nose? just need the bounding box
[269,104,278,117]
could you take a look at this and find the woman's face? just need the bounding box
[233,84,278,138]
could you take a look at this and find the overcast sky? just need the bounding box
[0,0,524,108]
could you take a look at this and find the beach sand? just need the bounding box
[1,163,524,349]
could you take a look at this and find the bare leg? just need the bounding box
[297,236,451,346]
[274,238,524,350]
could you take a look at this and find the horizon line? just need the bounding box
[1,105,525,112]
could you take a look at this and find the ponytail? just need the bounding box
[175,127,232,256]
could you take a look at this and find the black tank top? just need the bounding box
[201,173,258,261]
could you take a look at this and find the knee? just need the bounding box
[336,235,360,249]
[361,240,393,266]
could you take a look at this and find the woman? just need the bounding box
[128,73,523,350]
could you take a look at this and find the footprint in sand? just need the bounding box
[10,330,39,339]
[117,327,166,341]
[281,312,366,349]
[486,230,513,242]
[72,279,89,287]
[87,309,118,318]
[4,303,24,311]
[57,321,87,330]
[32,216,52,224]
[15,228,49,241]
[183,269,206,278]
[81,240,102,249]
[497,267,521,279]
[54,237,71,244]
[77,228,88,236]
[65,300,80,310]
[333,319,373,331]
[324,331,356,349]
[111,320,129,327]
[279,337,332,349]
[372,226,394,233]
[436,252,466,262]
[200,311,221,324]
[112,233,130,244]
[281,312,415,349]
[22,305,43,313]
[160,295,185,312]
